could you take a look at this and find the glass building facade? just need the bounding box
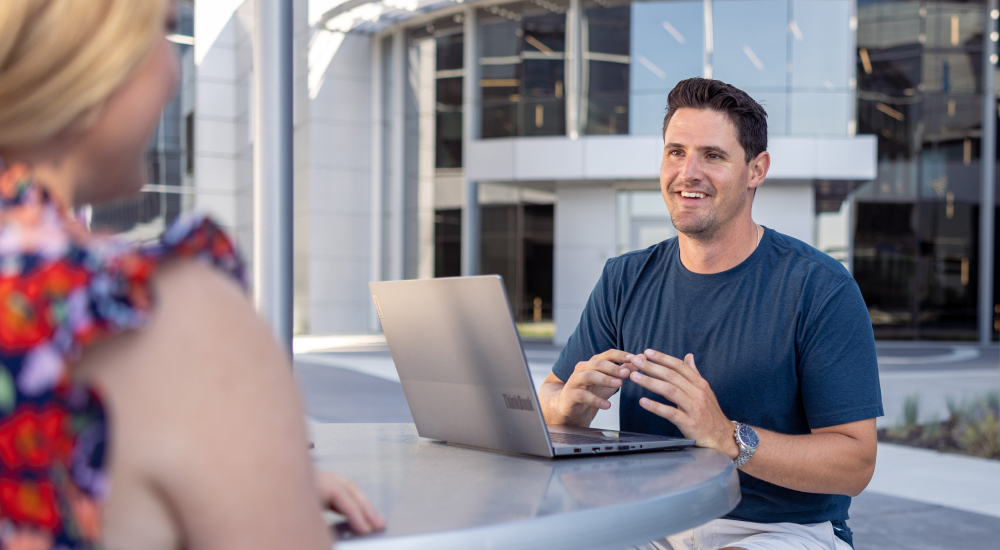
[853,0,994,340]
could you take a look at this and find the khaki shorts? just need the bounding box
[624,518,853,550]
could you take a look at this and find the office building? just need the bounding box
[172,0,997,343]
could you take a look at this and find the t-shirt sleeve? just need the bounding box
[797,278,883,429]
[550,258,620,383]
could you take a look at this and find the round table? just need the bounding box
[310,423,741,550]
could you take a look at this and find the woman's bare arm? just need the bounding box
[74,259,332,550]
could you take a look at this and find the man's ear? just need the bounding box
[747,151,770,190]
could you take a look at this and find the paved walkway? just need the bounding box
[293,337,1000,549]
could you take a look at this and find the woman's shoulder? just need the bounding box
[0,170,246,388]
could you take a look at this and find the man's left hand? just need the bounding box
[628,350,739,459]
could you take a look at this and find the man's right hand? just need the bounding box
[538,349,635,427]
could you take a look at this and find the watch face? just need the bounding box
[739,425,759,448]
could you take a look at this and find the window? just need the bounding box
[583,0,630,135]
[479,0,569,138]
[629,0,703,135]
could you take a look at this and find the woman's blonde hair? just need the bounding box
[0,0,167,148]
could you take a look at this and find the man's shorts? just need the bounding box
[622,518,853,550]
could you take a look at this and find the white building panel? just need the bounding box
[468,135,877,183]
[514,138,584,180]
[553,186,617,344]
[753,182,816,246]
[583,137,663,180]
[467,138,515,181]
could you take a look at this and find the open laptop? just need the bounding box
[369,276,694,458]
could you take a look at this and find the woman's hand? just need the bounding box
[316,471,386,535]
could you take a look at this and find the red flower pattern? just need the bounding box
[0,160,245,549]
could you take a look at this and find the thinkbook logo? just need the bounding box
[372,295,384,319]
[502,394,535,412]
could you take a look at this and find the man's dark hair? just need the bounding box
[661,78,768,163]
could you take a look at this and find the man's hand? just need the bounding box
[627,349,739,459]
[539,349,635,427]
[316,471,386,536]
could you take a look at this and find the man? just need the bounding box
[538,78,882,550]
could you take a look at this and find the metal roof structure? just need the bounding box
[318,0,465,34]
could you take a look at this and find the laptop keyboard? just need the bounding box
[549,432,616,445]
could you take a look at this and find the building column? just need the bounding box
[566,0,582,139]
[461,7,480,276]
[252,0,294,352]
[369,36,385,331]
[980,1,999,345]
[389,29,406,281]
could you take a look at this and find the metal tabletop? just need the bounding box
[310,423,740,550]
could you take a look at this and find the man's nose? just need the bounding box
[679,155,702,181]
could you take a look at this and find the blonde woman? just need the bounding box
[0,1,383,548]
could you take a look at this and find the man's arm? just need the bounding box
[538,350,635,427]
[628,350,877,497]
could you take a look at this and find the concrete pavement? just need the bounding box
[293,337,1000,549]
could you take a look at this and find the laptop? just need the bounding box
[369,276,694,458]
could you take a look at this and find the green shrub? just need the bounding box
[902,393,920,430]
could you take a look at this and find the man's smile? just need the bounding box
[680,191,707,199]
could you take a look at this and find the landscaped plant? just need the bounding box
[878,391,1000,460]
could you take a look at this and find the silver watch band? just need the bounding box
[732,421,757,468]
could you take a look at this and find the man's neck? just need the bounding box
[677,216,760,274]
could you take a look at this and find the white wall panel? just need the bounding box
[467,135,877,183]
[514,138,584,180]
[752,182,816,246]
[583,137,663,179]
[554,186,617,345]
[467,138,515,181]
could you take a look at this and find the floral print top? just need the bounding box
[0,159,245,549]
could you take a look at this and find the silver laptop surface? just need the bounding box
[369,276,694,458]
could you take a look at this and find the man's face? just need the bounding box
[660,108,753,240]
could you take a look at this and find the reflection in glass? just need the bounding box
[790,0,852,89]
[409,17,465,169]
[583,1,630,135]
[854,0,985,340]
[712,0,788,89]
[436,76,463,168]
[479,1,568,138]
[629,0,703,135]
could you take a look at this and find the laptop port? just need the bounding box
[573,448,581,453]
[604,446,613,450]
[592,447,600,452]
[618,445,629,451]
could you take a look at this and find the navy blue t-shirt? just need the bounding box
[552,228,883,534]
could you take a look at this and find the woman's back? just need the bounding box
[0,159,334,549]
[0,1,379,547]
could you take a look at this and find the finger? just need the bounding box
[632,357,699,394]
[330,490,373,535]
[570,369,623,391]
[587,359,632,378]
[643,349,702,385]
[638,396,684,423]
[568,387,611,410]
[347,483,386,530]
[629,370,692,410]
[591,349,631,364]
[684,353,700,375]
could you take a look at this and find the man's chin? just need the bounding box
[671,217,715,239]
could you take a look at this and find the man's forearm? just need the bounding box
[538,381,598,427]
[733,426,876,497]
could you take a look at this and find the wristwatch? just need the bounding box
[732,421,759,468]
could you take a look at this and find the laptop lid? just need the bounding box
[370,276,555,457]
